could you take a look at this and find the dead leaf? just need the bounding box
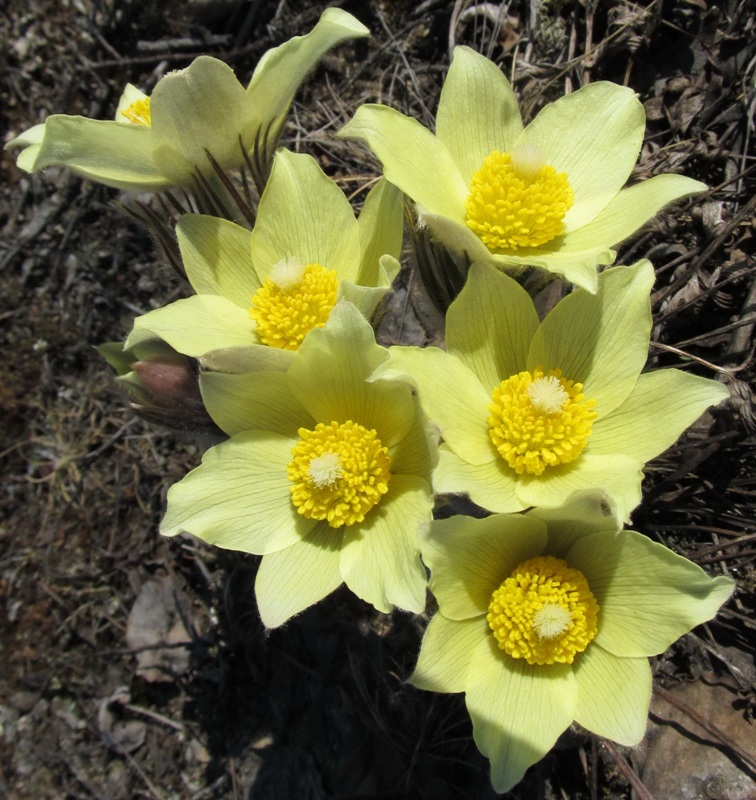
[126,575,194,683]
[97,687,146,754]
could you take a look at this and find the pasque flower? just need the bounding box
[161,302,436,627]
[123,149,403,370]
[382,261,729,522]
[339,46,706,292]
[5,9,369,191]
[412,495,735,793]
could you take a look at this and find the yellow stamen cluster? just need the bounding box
[488,368,597,475]
[487,555,599,665]
[465,150,573,252]
[121,97,152,126]
[249,262,339,350]
[288,420,391,528]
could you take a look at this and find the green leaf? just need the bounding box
[5,123,45,171]
[573,644,651,745]
[436,46,523,185]
[97,341,133,375]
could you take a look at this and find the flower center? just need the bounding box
[488,368,597,476]
[287,421,392,528]
[487,555,599,665]
[249,261,339,350]
[121,97,152,126]
[465,147,573,252]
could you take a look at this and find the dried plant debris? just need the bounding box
[1,0,754,797]
[125,574,200,683]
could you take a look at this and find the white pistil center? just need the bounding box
[510,141,547,181]
[533,603,573,639]
[308,452,343,488]
[526,375,569,414]
[269,257,306,292]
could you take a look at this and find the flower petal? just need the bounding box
[384,346,494,465]
[560,174,707,250]
[419,211,608,293]
[338,280,392,322]
[126,295,257,357]
[421,513,546,620]
[515,453,644,524]
[247,8,369,127]
[177,214,259,305]
[447,262,538,392]
[568,528,735,657]
[199,371,312,437]
[496,246,611,293]
[411,615,488,693]
[573,644,651,745]
[466,635,578,794]
[250,149,361,283]
[589,368,729,462]
[161,431,315,553]
[530,491,621,559]
[339,104,468,221]
[436,46,523,185]
[523,82,645,230]
[418,208,497,263]
[150,56,254,182]
[288,303,415,447]
[255,522,344,628]
[527,261,655,417]
[5,123,46,171]
[7,116,169,191]
[356,179,404,286]
[115,84,148,121]
[339,474,431,614]
[434,445,524,514]
[199,344,294,374]
[388,400,437,482]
